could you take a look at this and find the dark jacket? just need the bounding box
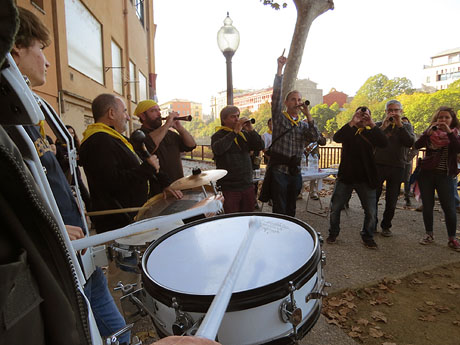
[333,124,388,188]
[0,127,91,345]
[414,130,460,176]
[80,131,156,233]
[374,122,415,168]
[211,129,264,191]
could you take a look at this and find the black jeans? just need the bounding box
[375,164,404,231]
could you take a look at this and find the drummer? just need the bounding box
[211,106,265,213]
[9,8,129,343]
[79,93,162,234]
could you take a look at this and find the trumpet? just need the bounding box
[161,114,192,121]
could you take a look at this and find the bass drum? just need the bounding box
[142,213,326,345]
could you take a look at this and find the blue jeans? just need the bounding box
[84,267,130,344]
[375,164,404,231]
[418,170,457,237]
[270,169,302,217]
[329,180,377,240]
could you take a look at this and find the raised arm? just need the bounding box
[272,54,287,119]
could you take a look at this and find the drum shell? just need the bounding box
[141,213,323,344]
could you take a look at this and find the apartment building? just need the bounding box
[422,47,460,91]
[159,99,203,119]
[211,78,323,119]
[16,0,156,137]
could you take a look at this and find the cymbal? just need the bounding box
[170,169,227,190]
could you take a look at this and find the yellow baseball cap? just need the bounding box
[133,100,158,116]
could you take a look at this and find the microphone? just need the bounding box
[161,115,193,121]
[130,130,150,160]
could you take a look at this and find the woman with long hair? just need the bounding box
[415,106,460,251]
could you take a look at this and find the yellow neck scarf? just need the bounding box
[81,122,135,154]
[283,111,301,126]
[355,126,371,135]
[267,129,272,134]
[38,120,46,139]
[215,126,247,148]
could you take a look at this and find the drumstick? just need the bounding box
[86,207,142,217]
[72,199,223,251]
[195,216,260,340]
[282,48,285,56]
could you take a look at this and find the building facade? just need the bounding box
[422,47,460,91]
[16,0,156,138]
[211,78,323,119]
[159,99,202,119]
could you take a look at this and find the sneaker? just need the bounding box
[310,192,319,200]
[362,238,378,249]
[381,228,392,237]
[326,235,337,244]
[448,239,460,251]
[419,234,434,245]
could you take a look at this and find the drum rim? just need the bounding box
[141,212,321,313]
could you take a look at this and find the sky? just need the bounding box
[153,0,460,113]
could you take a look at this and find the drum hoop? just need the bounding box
[141,212,321,313]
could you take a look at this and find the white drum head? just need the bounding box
[144,214,316,295]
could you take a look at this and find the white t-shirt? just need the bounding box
[262,132,272,150]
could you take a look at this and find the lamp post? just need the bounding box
[217,12,240,105]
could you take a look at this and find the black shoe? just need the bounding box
[405,198,411,207]
[326,235,337,244]
[381,228,392,237]
[362,238,378,249]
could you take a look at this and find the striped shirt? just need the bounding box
[271,74,319,173]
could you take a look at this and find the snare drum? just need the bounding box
[142,213,326,345]
[113,189,216,273]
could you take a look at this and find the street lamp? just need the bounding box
[217,12,240,105]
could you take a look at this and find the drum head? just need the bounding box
[142,213,320,312]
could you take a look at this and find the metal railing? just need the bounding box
[184,145,425,170]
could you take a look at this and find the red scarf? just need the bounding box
[429,128,458,149]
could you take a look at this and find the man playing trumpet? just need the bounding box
[267,53,320,216]
[212,106,264,213]
[133,100,196,185]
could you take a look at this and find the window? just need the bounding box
[129,61,137,103]
[138,71,147,101]
[111,41,123,95]
[65,0,104,84]
[31,0,44,11]
[135,0,144,26]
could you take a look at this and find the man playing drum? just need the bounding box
[79,94,162,234]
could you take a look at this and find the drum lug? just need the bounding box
[305,281,331,302]
[317,231,324,245]
[279,281,302,327]
[321,250,327,265]
[171,297,194,336]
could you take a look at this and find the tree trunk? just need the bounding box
[282,0,334,101]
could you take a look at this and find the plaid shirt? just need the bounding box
[271,74,319,172]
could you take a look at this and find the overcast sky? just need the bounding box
[153,0,459,113]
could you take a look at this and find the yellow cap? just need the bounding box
[133,100,158,116]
